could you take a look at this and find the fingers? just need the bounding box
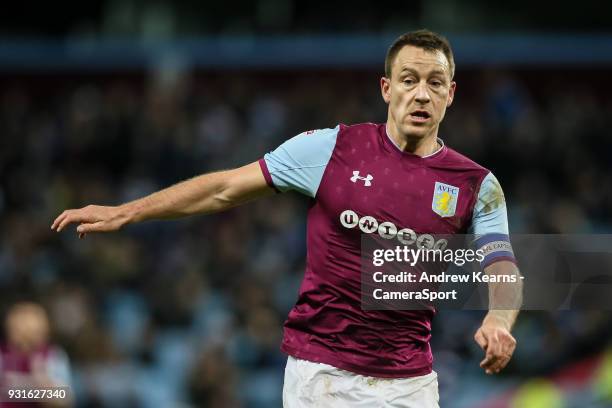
[52,206,104,233]
[78,225,88,239]
[479,330,496,374]
[481,355,506,375]
[51,211,68,231]
[474,330,488,350]
[56,212,83,231]
[479,330,516,374]
[51,205,122,238]
[475,325,516,374]
[475,329,496,374]
[76,222,105,234]
[496,331,517,372]
[502,332,517,357]
[51,209,91,232]
[480,335,500,374]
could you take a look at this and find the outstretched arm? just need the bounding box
[51,161,273,236]
[474,260,522,375]
[468,172,522,375]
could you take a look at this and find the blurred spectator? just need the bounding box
[188,346,241,408]
[0,302,72,407]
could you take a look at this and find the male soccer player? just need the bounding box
[52,30,522,407]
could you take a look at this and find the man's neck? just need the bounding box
[386,124,441,157]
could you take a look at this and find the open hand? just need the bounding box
[51,205,128,238]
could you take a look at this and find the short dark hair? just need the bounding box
[385,29,455,80]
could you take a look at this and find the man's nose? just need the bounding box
[415,81,431,103]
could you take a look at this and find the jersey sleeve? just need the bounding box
[258,126,339,197]
[468,172,516,268]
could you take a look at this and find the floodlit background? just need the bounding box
[1,1,611,407]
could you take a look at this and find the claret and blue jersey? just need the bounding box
[258,122,514,378]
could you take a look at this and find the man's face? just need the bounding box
[381,45,456,140]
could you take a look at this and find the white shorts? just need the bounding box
[283,356,440,408]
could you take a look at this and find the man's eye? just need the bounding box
[403,79,415,85]
[430,81,442,87]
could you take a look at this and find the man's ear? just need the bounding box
[380,77,391,104]
[447,81,456,107]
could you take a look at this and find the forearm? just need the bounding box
[123,170,233,224]
[51,162,272,234]
[124,162,271,224]
[484,261,523,330]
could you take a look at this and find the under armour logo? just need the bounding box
[350,171,373,186]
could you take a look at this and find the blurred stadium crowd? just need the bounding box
[1,66,611,407]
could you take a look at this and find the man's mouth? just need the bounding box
[409,110,431,123]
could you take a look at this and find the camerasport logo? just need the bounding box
[339,209,447,249]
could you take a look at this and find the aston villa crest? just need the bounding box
[432,182,459,217]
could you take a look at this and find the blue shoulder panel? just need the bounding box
[469,172,516,268]
[262,126,339,197]
[469,172,509,236]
